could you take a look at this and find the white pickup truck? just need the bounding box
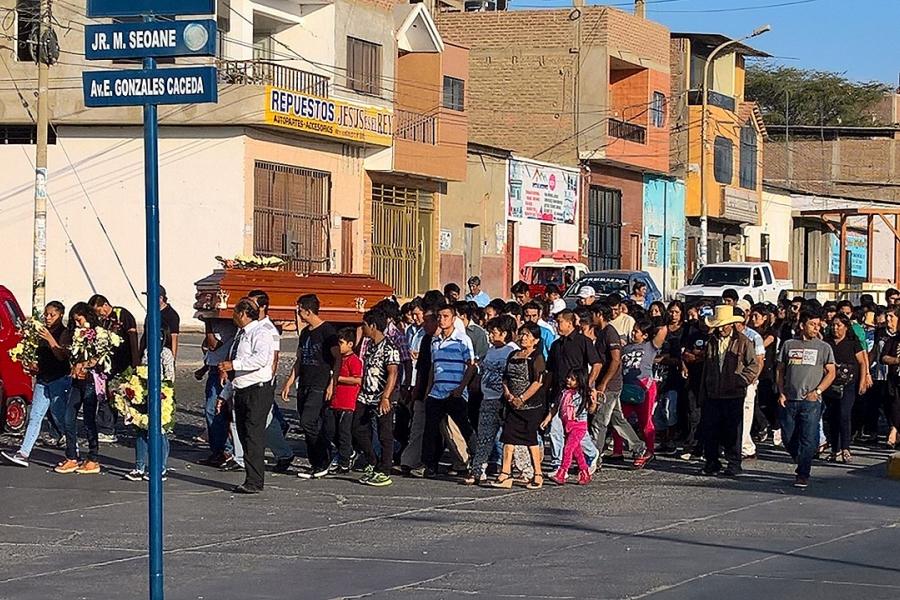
[675,262,788,305]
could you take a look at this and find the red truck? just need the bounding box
[0,286,33,433]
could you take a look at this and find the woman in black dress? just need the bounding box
[824,313,870,463]
[492,322,546,490]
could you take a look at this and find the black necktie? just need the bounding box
[229,329,244,362]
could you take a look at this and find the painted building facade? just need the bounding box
[642,176,686,297]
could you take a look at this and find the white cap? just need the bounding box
[577,286,596,299]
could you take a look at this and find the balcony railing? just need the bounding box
[608,118,646,144]
[687,89,737,112]
[217,60,329,97]
[395,109,437,145]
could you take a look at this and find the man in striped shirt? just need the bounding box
[422,303,477,478]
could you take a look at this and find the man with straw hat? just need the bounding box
[698,305,761,477]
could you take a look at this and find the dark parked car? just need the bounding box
[563,271,662,310]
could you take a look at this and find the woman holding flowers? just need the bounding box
[2,302,71,468]
[55,302,121,475]
[121,326,176,481]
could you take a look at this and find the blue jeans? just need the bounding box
[20,376,71,457]
[781,400,823,479]
[66,379,99,462]
[548,413,598,468]
[205,372,230,455]
[135,429,170,474]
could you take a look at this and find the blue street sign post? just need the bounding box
[82,5,216,599]
[85,20,217,61]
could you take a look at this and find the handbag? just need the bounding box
[621,377,653,406]
[827,363,855,397]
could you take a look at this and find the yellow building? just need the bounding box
[670,33,772,275]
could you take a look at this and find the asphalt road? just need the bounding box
[1,334,898,600]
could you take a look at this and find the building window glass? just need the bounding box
[650,92,666,128]
[347,37,381,96]
[739,125,758,190]
[15,0,38,62]
[761,233,770,263]
[713,136,733,185]
[647,235,661,267]
[540,223,554,251]
[442,76,465,112]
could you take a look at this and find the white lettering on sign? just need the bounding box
[88,76,206,99]
[90,79,112,97]
[90,32,109,51]
[128,29,177,50]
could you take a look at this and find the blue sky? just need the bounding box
[511,0,900,85]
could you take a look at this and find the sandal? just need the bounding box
[841,449,853,464]
[462,472,476,486]
[490,472,513,489]
[526,474,544,490]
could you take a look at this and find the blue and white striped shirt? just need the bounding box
[429,328,475,400]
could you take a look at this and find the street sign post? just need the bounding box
[82,5,216,600]
[85,20,217,61]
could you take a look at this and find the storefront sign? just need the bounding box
[507,158,578,225]
[264,86,393,147]
[829,232,867,278]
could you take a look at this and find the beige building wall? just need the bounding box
[0,126,246,320]
[745,189,793,279]
[441,151,509,297]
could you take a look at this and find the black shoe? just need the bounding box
[219,459,243,472]
[199,454,225,467]
[700,465,720,476]
[296,465,329,480]
[424,467,439,479]
[722,467,742,478]
[272,459,293,474]
[232,484,261,494]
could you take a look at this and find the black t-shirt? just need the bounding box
[659,325,686,391]
[36,323,71,383]
[296,322,339,390]
[594,325,623,392]
[102,306,138,376]
[681,325,708,392]
[414,332,434,402]
[546,332,600,396]
[140,304,181,353]
[827,334,863,379]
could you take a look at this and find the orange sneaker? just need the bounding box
[54,459,80,474]
[76,460,101,475]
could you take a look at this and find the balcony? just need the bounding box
[688,89,737,113]
[395,109,437,145]
[608,118,646,144]
[217,60,329,98]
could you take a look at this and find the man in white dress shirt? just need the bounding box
[219,298,276,494]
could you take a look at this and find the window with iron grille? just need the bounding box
[371,183,435,298]
[587,186,622,270]
[739,125,758,190]
[650,92,666,128]
[347,37,381,96]
[713,136,733,185]
[0,125,56,145]
[540,223,554,251]
[253,161,331,274]
[443,76,465,111]
[647,235,661,267]
[761,233,770,263]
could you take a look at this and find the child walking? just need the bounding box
[550,369,595,485]
[326,328,362,474]
[125,327,175,481]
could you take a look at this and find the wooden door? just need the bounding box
[341,218,354,274]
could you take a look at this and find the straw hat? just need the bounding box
[704,305,745,329]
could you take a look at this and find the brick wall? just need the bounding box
[765,137,900,203]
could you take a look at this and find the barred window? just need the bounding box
[347,37,381,96]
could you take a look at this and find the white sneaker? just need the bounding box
[772,429,783,447]
[98,433,118,444]
[588,455,599,475]
[1,451,29,467]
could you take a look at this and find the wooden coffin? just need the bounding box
[193,269,393,327]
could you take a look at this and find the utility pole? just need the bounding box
[32,0,52,311]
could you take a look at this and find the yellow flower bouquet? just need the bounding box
[110,367,175,432]
[8,313,45,373]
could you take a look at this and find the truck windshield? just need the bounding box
[691,267,750,287]
[531,268,565,286]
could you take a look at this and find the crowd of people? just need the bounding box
[4,276,900,493]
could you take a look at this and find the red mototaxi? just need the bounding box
[0,285,33,433]
[522,256,589,299]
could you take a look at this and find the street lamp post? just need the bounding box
[698,24,771,269]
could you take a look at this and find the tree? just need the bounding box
[745,64,892,127]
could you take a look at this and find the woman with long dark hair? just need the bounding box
[824,313,869,463]
[55,302,102,475]
[655,300,686,456]
[879,307,900,449]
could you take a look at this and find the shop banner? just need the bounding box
[264,86,393,147]
[507,158,578,224]
[829,232,867,278]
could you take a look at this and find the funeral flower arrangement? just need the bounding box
[215,254,286,270]
[69,325,122,374]
[110,366,176,432]
[7,313,45,372]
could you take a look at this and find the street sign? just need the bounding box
[85,20,216,61]
[83,66,218,107]
[86,0,215,18]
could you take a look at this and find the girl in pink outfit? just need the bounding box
[551,369,596,485]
